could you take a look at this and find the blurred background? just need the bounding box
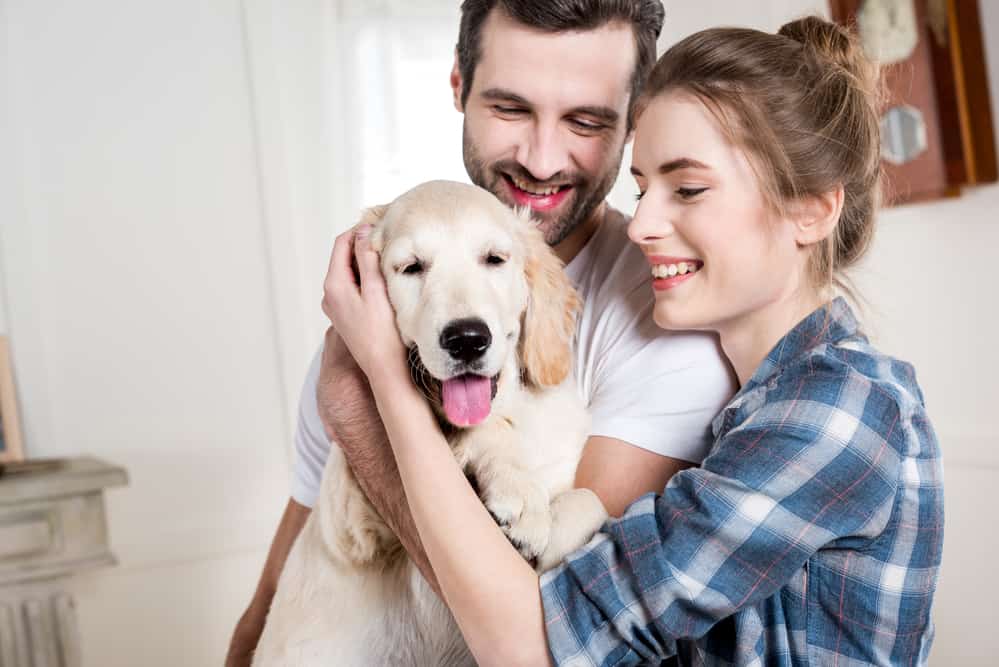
[0,0,995,664]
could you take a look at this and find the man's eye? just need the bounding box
[676,187,709,200]
[494,105,525,115]
[401,261,424,275]
[570,118,605,132]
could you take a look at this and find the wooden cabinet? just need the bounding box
[0,458,127,667]
[830,0,997,204]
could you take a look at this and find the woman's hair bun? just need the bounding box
[778,16,879,95]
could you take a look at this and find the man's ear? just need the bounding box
[450,52,464,113]
[792,186,844,248]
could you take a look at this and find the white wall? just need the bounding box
[0,0,995,665]
[0,1,296,665]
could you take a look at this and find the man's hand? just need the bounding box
[316,326,442,595]
[316,326,371,445]
[225,600,267,667]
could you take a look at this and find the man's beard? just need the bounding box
[462,124,622,246]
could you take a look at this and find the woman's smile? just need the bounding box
[646,255,703,290]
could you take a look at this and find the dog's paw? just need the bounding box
[482,484,524,526]
[501,506,552,564]
[536,488,608,572]
[481,476,552,563]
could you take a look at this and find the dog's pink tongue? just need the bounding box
[442,375,492,427]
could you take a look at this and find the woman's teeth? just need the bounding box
[651,262,700,279]
[511,176,561,196]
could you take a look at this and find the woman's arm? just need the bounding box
[371,371,553,667]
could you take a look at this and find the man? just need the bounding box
[226,2,736,664]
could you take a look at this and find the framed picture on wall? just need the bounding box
[0,336,24,463]
[829,0,997,205]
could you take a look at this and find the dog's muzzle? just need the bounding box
[407,346,500,429]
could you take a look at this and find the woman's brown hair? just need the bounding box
[638,16,882,295]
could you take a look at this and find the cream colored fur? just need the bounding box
[253,181,607,666]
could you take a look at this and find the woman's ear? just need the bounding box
[792,186,844,247]
[518,220,581,388]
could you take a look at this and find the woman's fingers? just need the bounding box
[324,228,360,321]
[354,225,386,299]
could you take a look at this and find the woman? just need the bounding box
[325,16,943,666]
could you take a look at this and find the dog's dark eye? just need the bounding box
[484,254,507,266]
[401,261,424,275]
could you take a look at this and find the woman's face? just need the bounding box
[628,91,804,334]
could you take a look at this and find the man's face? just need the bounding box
[455,10,635,246]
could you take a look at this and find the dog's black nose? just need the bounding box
[440,318,492,363]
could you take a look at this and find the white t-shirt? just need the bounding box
[290,207,737,508]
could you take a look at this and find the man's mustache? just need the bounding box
[493,162,583,189]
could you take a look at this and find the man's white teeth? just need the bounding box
[651,262,699,279]
[512,176,561,196]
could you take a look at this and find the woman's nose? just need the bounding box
[627,197,674,245]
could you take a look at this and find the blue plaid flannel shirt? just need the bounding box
[541,298,943,666]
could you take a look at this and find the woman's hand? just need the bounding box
[323,224,409,387]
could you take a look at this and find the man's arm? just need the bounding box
[574,435,693,517]
[316,328,441,595]
[225,498,311,667]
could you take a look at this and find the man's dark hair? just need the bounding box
[456,0,665,128]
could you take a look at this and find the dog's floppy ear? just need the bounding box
[519,221,582,388]
[358,204,389,252]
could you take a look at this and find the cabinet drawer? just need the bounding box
[0,493,116,585]
[0,512,54,560]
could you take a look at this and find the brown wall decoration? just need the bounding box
[829,0,997,205]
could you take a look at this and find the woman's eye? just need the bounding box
[676,187,709,200]
[484,254,507,266]
[402,261,424,275]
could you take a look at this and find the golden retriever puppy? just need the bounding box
[253,181,607,666]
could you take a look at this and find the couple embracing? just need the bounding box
[230,2,943,665]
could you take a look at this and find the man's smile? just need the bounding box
[502,173,574,212]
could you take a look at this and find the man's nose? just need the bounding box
[514,121,568,183]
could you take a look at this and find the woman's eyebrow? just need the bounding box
[630,157,711,177]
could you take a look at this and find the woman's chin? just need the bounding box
[653,306,709,333]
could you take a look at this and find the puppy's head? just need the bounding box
[362,180,579,428]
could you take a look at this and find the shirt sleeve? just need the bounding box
[289,344,333,509]
[540,367,902,665]
[588,316,736,464]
